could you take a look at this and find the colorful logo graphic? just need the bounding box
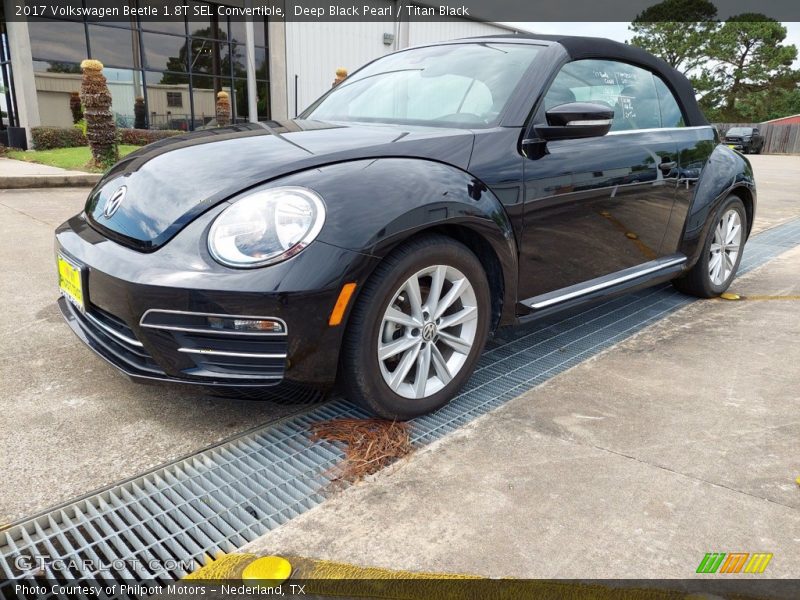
[696,552,773,574]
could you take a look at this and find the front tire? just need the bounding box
[340,235,490,420]
[672,195,747,298]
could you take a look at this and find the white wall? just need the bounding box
[284,8,520,116]
[285,20,396,116]
[406,20,521,46]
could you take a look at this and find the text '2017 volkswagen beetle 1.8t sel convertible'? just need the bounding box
[56,35,755,419]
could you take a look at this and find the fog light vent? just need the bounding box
[140,309,287,335]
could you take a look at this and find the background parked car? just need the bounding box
[724,126,764,154]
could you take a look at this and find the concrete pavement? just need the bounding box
[241,155,800,578]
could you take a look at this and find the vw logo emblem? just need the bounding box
[103,186,127,218]
[421,322,437,341]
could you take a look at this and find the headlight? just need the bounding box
[208,186,326,268]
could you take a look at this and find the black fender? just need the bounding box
[269,157,520,328]
[679,145,756,269]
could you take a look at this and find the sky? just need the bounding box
[510,22,800,69]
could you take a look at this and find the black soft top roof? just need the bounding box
[473,34,708,127]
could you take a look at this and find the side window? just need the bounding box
[543,59,662,131]
[653,76,686,128]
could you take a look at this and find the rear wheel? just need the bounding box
[340,235,490,420]
[672,195,747,298]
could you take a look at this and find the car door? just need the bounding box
[518,58,680,300]
[655,75,716,253]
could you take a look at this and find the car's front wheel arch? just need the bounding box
[338,233,492,419]
[416,224,505,332]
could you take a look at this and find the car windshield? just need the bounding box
[302,42,542,127]
[727,127,753,136]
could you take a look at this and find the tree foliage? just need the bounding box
[697,15,798,121]
[628,0,718,73]
[629,2,800,122]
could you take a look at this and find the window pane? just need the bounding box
[142,32,188,72]
[141,21,187,35]
[29,20,87,63]
[229,44,245,77]
[145,71,191,130]
[104,68,145,128]
[654,76,685,128]
[192,75,231,125]
[544,59,661,131]
[229,20,266,47]
[255,48,268,80]
[88,25,140,69]
[232,79,270,122]
[33,60,81,74]
[229,45,266,80]
[166,91,183,107]
[32,63,81,127]
[188,3,226,39]
[257,80,270,120]
[190,39,230,76]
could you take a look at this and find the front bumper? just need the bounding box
[55,212,378,392]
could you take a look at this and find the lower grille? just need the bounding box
[175,332,287,380]
[61,299,164,376]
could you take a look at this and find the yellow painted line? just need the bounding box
[183,553,259,580]
[716,293,800,301]
[183,554,770,599]
[739,295,800,301]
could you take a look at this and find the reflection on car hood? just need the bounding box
[85,120,475,250]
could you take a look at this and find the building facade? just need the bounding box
[1,1,522,147]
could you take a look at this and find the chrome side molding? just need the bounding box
[525,254,687,310]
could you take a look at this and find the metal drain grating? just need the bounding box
[3,218,800,596]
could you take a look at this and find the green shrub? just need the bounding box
[119,128,183,146]
[31,126,87,150]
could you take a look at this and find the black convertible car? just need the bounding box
[56,35,755,419]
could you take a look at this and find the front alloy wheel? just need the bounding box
[708,208,742,286]
[340,234,490,420]
[672,195,747,298]
[377,265,479,400]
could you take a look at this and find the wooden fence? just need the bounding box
[714,122,800,154]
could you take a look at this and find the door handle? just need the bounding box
[659,161,677,172]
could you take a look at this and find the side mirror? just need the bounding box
[535,102,614,141]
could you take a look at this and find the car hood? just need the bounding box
[85,120,475,250]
